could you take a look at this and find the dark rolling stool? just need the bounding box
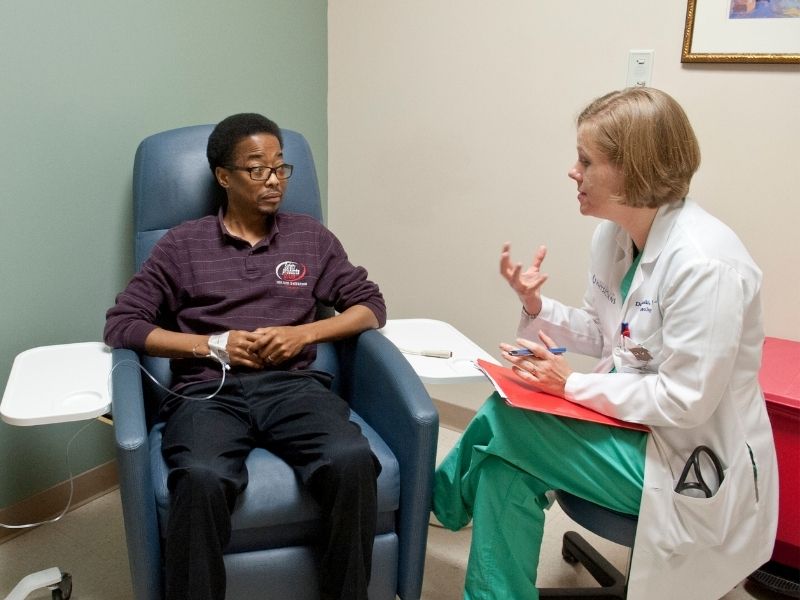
[538,490,638,599]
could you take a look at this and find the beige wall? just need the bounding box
[328,2,799,403]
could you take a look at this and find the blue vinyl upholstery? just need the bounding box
[555,490,637,547]
[111,124,438,600]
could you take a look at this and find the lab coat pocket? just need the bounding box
[612,346,652,374]
[612,328,662,374]
[664,469,732,555]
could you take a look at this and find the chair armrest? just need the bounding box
[335,330,438,600]
[112,350,149,450]
[111,349,163,600]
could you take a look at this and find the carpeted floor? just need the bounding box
[0,426,782,599]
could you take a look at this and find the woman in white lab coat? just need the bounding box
[433,87,778,600]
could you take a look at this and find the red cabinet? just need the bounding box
[759,336,800,570]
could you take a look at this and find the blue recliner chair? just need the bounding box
[110,124,439,600]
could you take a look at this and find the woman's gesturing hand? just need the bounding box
[499,242,548,317]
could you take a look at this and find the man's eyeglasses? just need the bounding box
[226,164,294,181]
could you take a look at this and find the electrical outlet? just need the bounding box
[626,50,654,87]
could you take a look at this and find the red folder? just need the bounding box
[476,359,649,433]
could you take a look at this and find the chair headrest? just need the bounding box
[132,124,322,268]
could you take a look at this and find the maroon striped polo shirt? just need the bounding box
[104,210,386,388]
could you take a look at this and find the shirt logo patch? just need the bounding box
[276,261,308,286]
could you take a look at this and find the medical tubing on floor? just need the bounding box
[0,419,93,530]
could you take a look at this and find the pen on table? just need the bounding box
[399,348,453,359]
[507,347,567,356]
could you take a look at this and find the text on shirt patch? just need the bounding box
[592,274,616,304]
[635,299,657,313]
[276,261,309,286]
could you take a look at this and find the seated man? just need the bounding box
[104,113,386,600]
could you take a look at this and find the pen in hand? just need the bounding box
[508,347,567,356]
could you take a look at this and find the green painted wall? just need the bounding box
[0,0,327,507]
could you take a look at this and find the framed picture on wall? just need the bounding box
[682,0,800,63]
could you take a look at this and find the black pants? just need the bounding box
[159,370,380,600]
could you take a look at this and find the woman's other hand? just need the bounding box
[500,242,548,317]
[500,331,571,397]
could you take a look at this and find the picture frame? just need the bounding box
[682,0,800,64]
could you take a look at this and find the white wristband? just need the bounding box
[208,332,231,366]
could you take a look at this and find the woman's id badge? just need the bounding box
[628,345,653,362]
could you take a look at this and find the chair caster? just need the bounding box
[50,572,72,600]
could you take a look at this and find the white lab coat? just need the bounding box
[519,199,778,600]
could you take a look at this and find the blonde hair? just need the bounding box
[577,87,701,208]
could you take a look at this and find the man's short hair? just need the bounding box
[206,113,283,175]
[577,88,701,208]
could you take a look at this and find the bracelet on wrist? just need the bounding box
[522,306,540,319]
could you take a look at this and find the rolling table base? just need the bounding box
[4,567,71,600]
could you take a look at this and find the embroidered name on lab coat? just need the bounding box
[635,299,658,313]
[592,274,616,304]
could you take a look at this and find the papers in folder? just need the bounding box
[475,359,649,432]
